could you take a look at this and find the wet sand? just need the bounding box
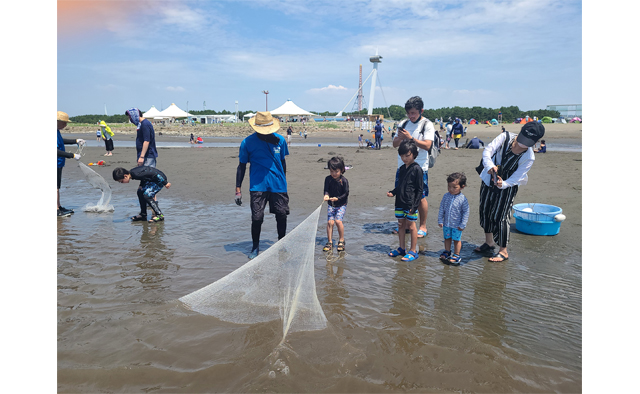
[57,122,582,392]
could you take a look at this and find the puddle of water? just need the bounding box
[58,180,581,392]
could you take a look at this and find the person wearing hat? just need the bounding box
[451,118,464,149]
[57,111,85,217]
[465,136,485,149]
[125,108,157,168]
[235,111,290,259]
[473,121,545,262]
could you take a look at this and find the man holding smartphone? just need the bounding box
[392,96,435,238]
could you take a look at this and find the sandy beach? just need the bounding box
[62,121,582,236]
[58,121,582,392]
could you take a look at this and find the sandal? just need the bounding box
[131,214,147,222]
[439,250,451,262]
[417,229,427,238]
[401,250,419,262]
[337,240,345,252]
[148,214,164,223]
[489,252,509,262]
[323,241,333,252]
[474,242,496,254]
[448,253,462,266]
[388,247,405,257]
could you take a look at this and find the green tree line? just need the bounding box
[70,105,560,124]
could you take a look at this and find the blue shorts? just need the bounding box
[143,156,157,167]
[139,180,163,199]
[395,168,429,198]
[327,205,347,222]
[395,208,418,222]
[443,225,462,241]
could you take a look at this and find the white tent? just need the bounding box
[143,106,162,118]
[270,100,316,117]
[157,103,192,118]
[243,112,256,118]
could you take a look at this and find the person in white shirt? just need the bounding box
[392,96,435,238]
[474,122,545,262]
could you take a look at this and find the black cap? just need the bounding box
[517,121,545,147]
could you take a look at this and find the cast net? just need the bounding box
[78,162,114,212]
[180,204,327,343]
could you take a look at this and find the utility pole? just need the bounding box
[262,90,269,111]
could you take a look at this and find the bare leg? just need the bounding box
[418,198,428,234]
[453,239,462,255]
[407,221,418,253]
[335,220,345,243]
[326,220,334,243]
[397,219,407,251]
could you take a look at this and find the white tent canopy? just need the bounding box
[243,112,256,118]
[157,103,192,118]
[142,106,162,118]
[270,100,316,117]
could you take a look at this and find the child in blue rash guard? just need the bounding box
[387,140,423,262]
[113,166,171,223]
[438,172,470,266]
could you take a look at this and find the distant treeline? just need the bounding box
[70,105,560,124]
[332,105,561,123]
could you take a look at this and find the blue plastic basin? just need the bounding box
[512,203,563,236]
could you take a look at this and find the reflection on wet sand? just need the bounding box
[471,262,508,347]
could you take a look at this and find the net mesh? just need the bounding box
[78,162,114,212]
[180,204,327,342]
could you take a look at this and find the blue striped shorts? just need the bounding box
[394,208,418,222]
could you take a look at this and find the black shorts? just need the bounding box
[57,167,63,189]
[250,191,289,222]
[105,139,114,151]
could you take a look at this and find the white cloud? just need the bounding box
[307,85,349,93]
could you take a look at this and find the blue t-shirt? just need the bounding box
[57,129,66,168]
[135,119,158,159]
[238,133,289,192]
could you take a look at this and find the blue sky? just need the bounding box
[57,0,582,117]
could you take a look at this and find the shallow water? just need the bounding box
[58,180,581,392]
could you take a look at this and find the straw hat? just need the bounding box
[57,111,73,123]
[248,111,280,134]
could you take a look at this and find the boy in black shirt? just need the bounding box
[322,156,349,252]
[113,166,171,222]
[387,140,423,262]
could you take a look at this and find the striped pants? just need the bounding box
[479,182,518,248]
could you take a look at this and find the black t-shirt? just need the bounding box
[324,175,349,207]
[129,166,168,186]
[391,162,423,212]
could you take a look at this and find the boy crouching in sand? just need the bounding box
[113,166,171,223]
[387,140,423,262]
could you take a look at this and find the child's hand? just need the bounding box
[165,183,171,189]
[496,176,503,188]
[387,192,393,197]
[439,223,443,228]
[329,197,338,202]
[458,227,464,231]
[323,195,330,201]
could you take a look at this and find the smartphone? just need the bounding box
[492,172,497,185]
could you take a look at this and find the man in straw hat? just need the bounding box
[57,111,85,217]
[235,111,290,259]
